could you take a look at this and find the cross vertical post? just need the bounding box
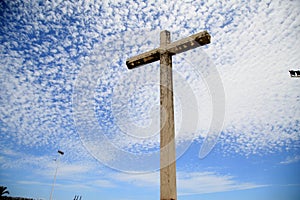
[126,29,211,200]
[160,30,177,200]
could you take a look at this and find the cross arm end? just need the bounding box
[126,48,160,69]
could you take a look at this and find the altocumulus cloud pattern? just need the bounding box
[0,0,300,199]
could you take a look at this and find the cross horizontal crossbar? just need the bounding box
[126,30,211,69]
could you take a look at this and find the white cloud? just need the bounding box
[0,0,299,172]
[177,171,266,195]
[108,170,265,195]
[1,1,299,199]
[280,155,300,165]
[0,148,101,180]
[92,180,116,188]
[17,178,116,190]
[110,172,159,187]
[17,180,51,186]
[55,163,94,178]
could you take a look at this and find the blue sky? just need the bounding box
[1,0,300,199]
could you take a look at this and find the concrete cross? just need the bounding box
[126,30,211,200]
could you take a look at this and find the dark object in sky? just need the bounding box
[57,150,64,155]
[289,70,300,77]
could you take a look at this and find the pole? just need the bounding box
[49,150,64,200]
[160,30,177,200]
[49,158,59,200]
